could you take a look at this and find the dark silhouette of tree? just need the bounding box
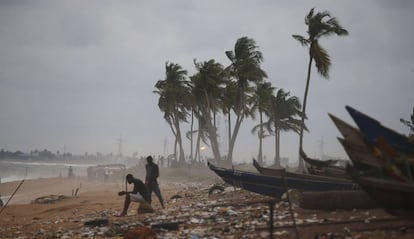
[293,8,348,171]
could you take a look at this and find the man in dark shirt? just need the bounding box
[117,174,149,216]
[145,156,165,209]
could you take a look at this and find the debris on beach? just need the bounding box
[2,181,412,239]
[31,195,69,204]
[84,218,109,227]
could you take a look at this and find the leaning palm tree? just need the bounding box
[292,8,348,171]
[154,62,191,165]
[266,89,304,168]
[190,59,226,161]
[225,36,267,163]
[251,81,275,164]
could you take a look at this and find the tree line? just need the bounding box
[154,8,348,170]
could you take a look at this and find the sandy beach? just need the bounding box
[1,167,414,239]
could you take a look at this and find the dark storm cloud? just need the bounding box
[0,1,413,162]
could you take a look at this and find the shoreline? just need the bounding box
[0,176,115,205]
[0,166,219,205]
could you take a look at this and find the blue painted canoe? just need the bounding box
[346,106,414,155]
[208,162,359,198]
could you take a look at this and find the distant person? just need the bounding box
[104,166,110,182]
[159,156,165,168]
[145,155,165,209]
[117,174,150,216]
[68,166,74,179]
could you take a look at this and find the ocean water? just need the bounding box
[0,160,95,183]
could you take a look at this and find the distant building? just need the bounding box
[87,164,126,182]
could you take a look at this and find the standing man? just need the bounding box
[117,174,150,216]
[145,155,165,209]
[68,166,74,179]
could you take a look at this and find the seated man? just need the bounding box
[117,174,151,216]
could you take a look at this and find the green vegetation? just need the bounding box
[154,8,347,167]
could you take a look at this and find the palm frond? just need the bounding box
[292,35,310,46]
[305,8,315,25]
[311,42,331,79]
[225,51,235,63]
[251,124,261,134]
[327,17,349,36]
[186,130,198,140]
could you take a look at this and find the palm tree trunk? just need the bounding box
[174,137,177,166]
[227,111,232,158]
[214,111,216,130]
[277,128,281,167]
[167,120,178,166]
[204,111,221,162]
[228,114,243,163]
[298,53,313,171]
[208,122,221,162]
[174,118,186,165]
[274,124,281,168]
[274,124,278,166]
[196,123,201,162]
[258,111,263,164]
[190,109,194,162]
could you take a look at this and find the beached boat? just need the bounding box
[352,174,414,217]
[337,137,411,181]
[346,106,414,155]
[337,138,380,171]
[329,113,381,169]
[300,149,338,168]
[299,149,349,179]
[330,112,411,181]
[208,162,359,198]
[253,158,350,181]
[343,107,414,180]
[252,159,286,176]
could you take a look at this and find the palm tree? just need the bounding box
[292,8,348,171]
[190,59,226,161]
[154,62,191,165]
[225,36,267,162]
[266,89,304,167]
[251,81,275,164]
[221,80,238,160]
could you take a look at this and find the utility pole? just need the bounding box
[163,138,168,156]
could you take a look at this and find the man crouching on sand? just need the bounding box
[117,174,152,216]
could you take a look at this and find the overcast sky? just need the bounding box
[1,0,413,164]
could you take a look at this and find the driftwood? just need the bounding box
[31,194,68,204]
[299,190,379,210]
